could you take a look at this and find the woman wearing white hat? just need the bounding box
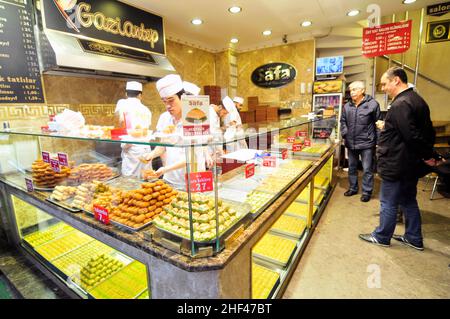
[115,81,152,177]
[223,96,248,152]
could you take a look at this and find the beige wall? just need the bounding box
[376,10,450,121]
[236,40,315,106]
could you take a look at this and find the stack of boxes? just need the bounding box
[203,85,222,105]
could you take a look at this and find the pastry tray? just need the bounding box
[154,199,251,244]
[252,235,298,268]
[252,263,281,299]
[269,217,307,240]
[46,197,81,213]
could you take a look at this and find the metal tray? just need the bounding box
[46,197,81,213]
[252,236,298,268]
[269,227,306,240]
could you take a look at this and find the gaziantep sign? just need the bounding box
[362,20,412,58]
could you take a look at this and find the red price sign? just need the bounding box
[287,136,296,143]
[281,148,288,160]
[57,153,69,167]
[296,131,307,137]
[292,143,302,152]
[304,138,311,147]
[263,156,277,168]
[50,159,60,173]
[245,163,255,179]
[25,178,34,192]
[94,205,110,225]
[41,151,50,163]
[186,171,214,193]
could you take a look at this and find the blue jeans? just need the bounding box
[347,148,374,195]
[373,177,423,246]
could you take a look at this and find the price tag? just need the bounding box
[93,205,110,225]
[287,136,296,143]
[41,151,50,163]
[262,156,277,168]
[304,138,312,146]
[292,143,302,152]
[186,171,214,193]
[57,152,69,167]
[50,159,60,173]
[245,163,255,179]
[281,148,288,160]
[25,178,34,192]
[296,131,307,137]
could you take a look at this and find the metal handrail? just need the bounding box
[380,55,450,92]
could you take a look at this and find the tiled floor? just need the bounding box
[283,172,450,298]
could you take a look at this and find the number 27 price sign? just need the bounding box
[186,171,214,193]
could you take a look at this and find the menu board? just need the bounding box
[0,0,45,104]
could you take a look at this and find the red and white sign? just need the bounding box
[57,153,69,167]
[287,136,296,143]
[292,143,302,152]
[263,156,277,168]
[182,95,210,137]
[25,178,34,192]
[245,163,255,179]
[41,151,50,163]
[296,131,307,137]
[281,148,288,160]
[94,205,110,225]
[50,159,60,173]
[186,171,214,193]
[304,138,311,147]
[362,20,412,58]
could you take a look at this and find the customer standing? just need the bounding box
[359,67,437,250]
[340,81,381,202]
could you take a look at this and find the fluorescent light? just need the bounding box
[347,10,360,17]
[191,19,203,25]
[228,6,242,13]
[301,21,312,27]
[402,0,416,4]
[230,38,239,44]
[262,30,272,36]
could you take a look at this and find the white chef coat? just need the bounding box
[224,111,247,152]
[115,98,152,177]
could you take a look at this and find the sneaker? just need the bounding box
[392,235,424,251]
[344,190,358,196]
[360,194,371,202]
[358,234,390,247]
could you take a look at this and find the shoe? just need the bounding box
[360,194,371,202]
[392,235,424,251]
[344,190,358,196]
[358,234,390,247]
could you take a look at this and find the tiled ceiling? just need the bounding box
[122,0,443,52]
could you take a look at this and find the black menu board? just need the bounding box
[0,0,45,104]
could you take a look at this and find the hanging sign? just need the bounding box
[362,20,412,58]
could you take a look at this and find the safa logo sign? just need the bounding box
[251,62,297,89]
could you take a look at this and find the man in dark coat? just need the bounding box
[359,67,437,251]
[340,81,381,202]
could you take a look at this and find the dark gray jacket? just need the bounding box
[340,94,381,150]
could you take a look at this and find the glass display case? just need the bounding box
[0,114,336,298]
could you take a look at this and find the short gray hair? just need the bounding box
[349,81,365,91]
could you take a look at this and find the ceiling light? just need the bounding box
[228,6,242,14]
[191,19,203,25]
[402,0,416,4]
[262,30,272,36]
[230,38,239,44]
[301,21,312,27]
[347,10,360,17]
[187,49,193,54]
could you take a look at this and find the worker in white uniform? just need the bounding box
[114,81,152,177]
[233,96,244,112]
[142,75,211,189]
[223,96,248,152]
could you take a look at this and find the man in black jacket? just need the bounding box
[359,67,436,251]
[341,81,381,202]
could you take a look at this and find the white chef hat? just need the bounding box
[126,81,143,92]
[183,81,201,95]
[233,96,244,104]
[156,74,184,98]
[222,96,236,113]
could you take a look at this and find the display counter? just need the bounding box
[0,116,336,298]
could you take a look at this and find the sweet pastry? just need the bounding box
[185,108,207,123]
